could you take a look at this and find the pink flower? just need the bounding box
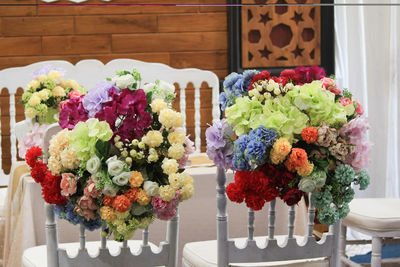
[178,136,196,168]
[354,100,364,115]
[59,95,88,130]
[78,195,97,210]
[152,191,180,220]
[18,123,48,158]
[340,97,352,106]
[74,206,97,220]
[60,173,77,197]
[84,180,102,198]
[345,142,371,171]
[68,90,81,99]
[321,77,341,95]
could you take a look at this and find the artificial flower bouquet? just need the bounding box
[207,66,371,225]
[18,66,86,158]
[25,69,195,241]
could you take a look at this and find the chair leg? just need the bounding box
[371,237,382,267]
[338,224,347,267]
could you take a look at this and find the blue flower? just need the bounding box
[248,126,278,147]
[334,164,355,185]
[223,72,241,93]
[246,140,267,165]
[233,70,257,95]
[232,154,250,171]
[81,217,102,231]
[234,135,249,155]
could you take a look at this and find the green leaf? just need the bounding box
[314,160,329,171]
[95,140,111,160]
[106,78,112,81]
[116,70,130,76]
[146,91,153,103]
[342,89,352,99]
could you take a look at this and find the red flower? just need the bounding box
[226,183,245,203]
[249,170,270,195]
[234,171,251,191]
[248,70,271,90]
[280,69,299,85]
[245,194,265,211]
[41,171,67,205]
[30,161,47,183]
[25,146,42,168]
[275,170,295,188]
[281,188,303,206]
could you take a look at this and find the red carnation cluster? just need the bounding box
[25,146,67,205]
[248,70,271,90]
[226,164,303,210]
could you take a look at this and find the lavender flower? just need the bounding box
[206,119,235,169]
[83,80,118,117]
[32,65,66,78]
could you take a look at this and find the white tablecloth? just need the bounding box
[3,164,307,267]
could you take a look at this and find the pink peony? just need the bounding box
[152,191,180,220]
[178,136,196,168]
[60,173,77,197]
[354,100,364,115]
[321,77,341,95]
[68,90,81,99]
[78,195,97,210]
[84,180,102,198]
[340,97,352,106]
[345,142,371,171]
[18,123,48,158]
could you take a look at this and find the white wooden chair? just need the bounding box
[182,168,341,267]
[339,198,400,267]
[0,59,221,187]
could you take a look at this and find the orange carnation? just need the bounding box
[296,161,314,176]
[103,196,115,207]
[112,195,131,212]
[288,148,308,167]
[124,188,139,203]
[301,127,318,144]
[129,171,143,188]
[284,159,297,172]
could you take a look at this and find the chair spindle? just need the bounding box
[122,240,128,248]
[308,193,316,237]
[79,224,86,250]
[142,227,149,246]
[9,93,17,164]
[216,168,229,267]
[101,224,107,249]
[194,83,201,152]
[248,208,255,241]
[268,199,276,240]
[288,205,295,238]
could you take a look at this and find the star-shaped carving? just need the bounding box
[259,12,272,25]
[291,45,304,58]
[291,11,304,25]
[259,46,272,59]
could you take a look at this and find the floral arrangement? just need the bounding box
[18,66,86,158]
[25,69,195,241]
[207,66,370,225]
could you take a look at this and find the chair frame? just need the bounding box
[215,167,341,267]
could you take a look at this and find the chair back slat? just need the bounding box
[142,227,149,246]
[101,225,107,249]
[308,193,316,237]
[268,199,276,240]
[194,83,201,153]
[80,224,86,250]
[179,82,187,134]
[247,208,255,241]
[288,206,295,239]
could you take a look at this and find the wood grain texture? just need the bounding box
[2,17,74,36]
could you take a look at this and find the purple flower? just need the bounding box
[59,95,89,130]
[83,81,118,117]
[206,119,235,169]
[32,65,65,78]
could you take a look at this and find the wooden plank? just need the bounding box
[158,13,227,32]
[2,17,74,36]
[170,51,228,70]
[199,0,228,12]
[112,32,228,53]
[75,15,157,34]
[0,5,36,17]
[0,37,41,56]
[42,35,111,55]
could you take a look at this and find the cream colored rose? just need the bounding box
[61,148,80,170]
[173,112,184,128]
[180,184,194,201]
[159,185,176,201]
[25,107,37,118]
[38,74,47,83]
[38,89,50,100]
[182,172,194,185]
[52,86,66,97]
[48,156,62,175]
[161,158,179,175]
[168,143,185,160]
[150,98,168,113]
[143,181,159,196]
[48,70,61,81]
[67,79,80,91]
[168,130,185,144]
[143,130,163,148]
[26,79,40,91]
[28,94,41,106]
[168,173,185,190]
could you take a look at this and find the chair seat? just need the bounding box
[182,236,329,267]
[22,240,158,267]
[343,198,400,232]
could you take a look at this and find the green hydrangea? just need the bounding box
[44,78,57,90]
[22,91,32,103]
[68,118,113,162]
[342,187,355,203]
[286,81,347,127]
[318,206,339,226]
[307,169,327,188]
[355,169,370,190]
[335,164,355,185]
[311,190,333,209]
[338,203,350,219]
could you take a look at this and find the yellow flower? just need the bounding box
[60,148,80,170]
[151,98,168,113]
[168,143,185,160]
[148,154,159,163]
[100,206,116,222]
[26,79,40,91]
[173,112,184,128]
[38,74,47,83]
[168,130,185,144]
[129,171,143,188]
[48,156,62,175]
[137,189,151,205]
[25,107,37,118]
[115,211,130,220]
[49,129,69,158]
[28,94,41,106]
[143,130,163,148]
[180,184,194,201]
[168,173,185,189]
[67,79,80,91]
[182,172,194,185]
[48,70,61,81]
[38,89,50,101]
[161,158,178,175]
[59,79,68,88]
[270,138,292,164]
[52,86,66,97]
[297,161,314,177]
[159,109,179,129]
[159,185,175,201]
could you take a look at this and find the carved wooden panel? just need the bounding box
[241,0,321,68]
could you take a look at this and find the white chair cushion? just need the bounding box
[343,198,400,232]
[22,240,159,267]
[182,236,328,267]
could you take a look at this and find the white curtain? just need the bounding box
[335,0,400,199]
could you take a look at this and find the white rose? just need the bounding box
[107,157,125,177]
[298,178,316,193]
[142,82,155,94]
[112,74,135,89]
[143,181,159,196]
[102,183,118,196]
[86,156,101,174]
[158,80,175,98]
[112,172,131,186]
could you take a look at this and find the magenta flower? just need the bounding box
[59,95,89,130]
[294,65,326,84]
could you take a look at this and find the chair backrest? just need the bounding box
[43,123,180,267]
[215,167,341,267]
[0,59,220,186]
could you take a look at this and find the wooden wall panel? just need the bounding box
[0,0,229,174]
